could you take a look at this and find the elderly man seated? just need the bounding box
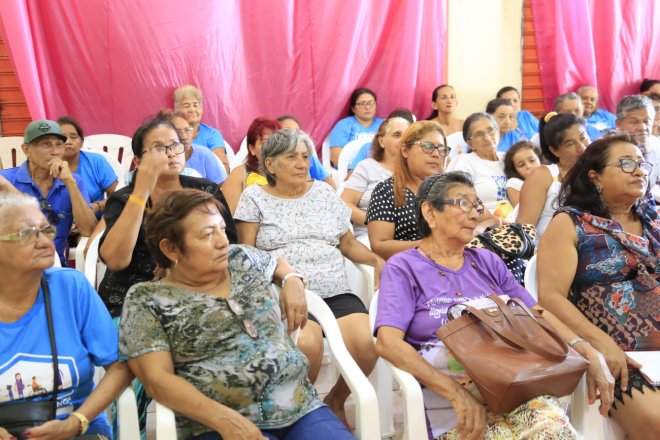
[576,85,616,140]
[0,120,96,265]
[173,84,230,172]
[554,92,600,142]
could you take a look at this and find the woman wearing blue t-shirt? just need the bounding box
[58,117,119,217]
[0,192,132,439]
[496,86,539,140]
[328,87,384,167]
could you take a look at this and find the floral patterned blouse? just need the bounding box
[562,205,660,350]
[118,245,321,438]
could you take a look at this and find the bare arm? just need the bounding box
[213,148,230,174]
[235,221,259,246]
[506,187,520,208]
[0,175,19,193]
[537,213,640,389]
[128,352,265,440]
[376,326,486,440]
[272,256,307,332]
[222,166,245,215]
[51,159,97,236]
[516,166,552,225]
[340,188,367,226]
[338,229,385,288]
[367,220,419,260]
[330,147,341,168]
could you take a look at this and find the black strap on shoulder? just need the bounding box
[41,278,59,412]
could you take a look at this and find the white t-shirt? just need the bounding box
[447,152,508,212]
[536,164,561,238]
[343,158,392,237]
[506,177,524,192]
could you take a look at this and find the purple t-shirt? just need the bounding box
[375,247,536,438]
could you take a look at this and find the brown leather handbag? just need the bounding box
[436,295,590,413]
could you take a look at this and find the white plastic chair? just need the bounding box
[223,140,238,171]
[84,134,133,173]
[84,230,106,289]
[368,291,427,440]
[523,254,538,300]
[0,136,26,169]
[337,139,370,183]
[322,136,331,168]
[117,386,141,440]
[231,136,249,170]
[530,133,541,147]
[155,287,381,440]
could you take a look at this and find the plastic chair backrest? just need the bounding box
[84,230,106,289]
[0,136,26,169]
[523,254,538,300]
[86,150,125,190]
[530,133,541,147]
[83,134,134,173]
[321,136,331,168]
[337,139,370,183]
[231,136,248,171]
[223,140,237,170]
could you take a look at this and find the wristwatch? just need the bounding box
[281,272,307,288]
[70,411,89,435]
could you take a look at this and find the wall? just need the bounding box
[446,0,523,120]
[0,19,30,136]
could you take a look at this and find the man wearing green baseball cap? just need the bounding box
[0,120,97,265]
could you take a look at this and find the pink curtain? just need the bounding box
[0,0,447,150]
[532,0,660,113]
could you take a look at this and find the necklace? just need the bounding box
[419,245,465,269]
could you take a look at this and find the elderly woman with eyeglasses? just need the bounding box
[537,134,660,439]
[119,189,354,440]
[447,113,512,219]
[234,128,384,425]
[328,87,384,167]
[0,192,133,440]
[375,172,614,440]
[98,116,236,319]
[0,120,97,266]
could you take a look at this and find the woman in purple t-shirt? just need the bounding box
[374,171,614,440]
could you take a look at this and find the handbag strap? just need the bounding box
[506,297,572,352]
[41,278,59,412]
[465,302,568,362]
[487,294,529,337]
[479,223,536,260]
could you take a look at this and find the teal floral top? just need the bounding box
[119,245,321,438]
[562,205,660,351]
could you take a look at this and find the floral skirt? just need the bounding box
[435,395,577,440]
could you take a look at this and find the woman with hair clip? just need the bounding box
[341,116,411,237]
[516,112,589,238]
[426,85,464,136]
[538,133,660,439]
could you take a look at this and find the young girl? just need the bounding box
[504,141,541,207]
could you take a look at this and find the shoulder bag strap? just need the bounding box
[41,278,59,414]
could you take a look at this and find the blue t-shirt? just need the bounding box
[498,129,527,152]
[348,142,372,170]
[585,109,616,141]
[0,268,118,438]
[194,122,225,150]
[0,162,92,265]
[187,144,228,184]
[516,110,539,140]
[328,116,384,148]
[76,151,118,203]
[309,152,330,181]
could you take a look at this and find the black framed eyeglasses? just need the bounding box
[226,298,259,339]
[441,198,485,216]
[143,141,185,155]
[606,158,653,175]
[39,200,60,225]
[0,225,56,243]
[412,141,451,157]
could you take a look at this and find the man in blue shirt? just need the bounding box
[174,85,229,173]
[577,85,616,141]
[0,120,96,265]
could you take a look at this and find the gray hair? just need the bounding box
[576,85,596,96]
[259,128,315,186]
[173,85,203,107]
[462,112,497,141]
[616,95,655,122]
[555,92,582,111]
[0,192,40,225]
[415,171,475,238]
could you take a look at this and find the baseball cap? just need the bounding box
[24,120,67,144]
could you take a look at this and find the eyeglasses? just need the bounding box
[441,198,485,216]
[412,141,451,157]
[469,126,498,141]
[0,225,56,243]
[143,141,185,155]
[40,200,60,225]
[176,127,194,137]
[606,158,653,175]
[355,100,376,108]
[226,298,259,339]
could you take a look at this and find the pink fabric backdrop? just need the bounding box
[532,0,660,113]
[0,0,447,151]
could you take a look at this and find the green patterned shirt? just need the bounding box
[119,245,321,438]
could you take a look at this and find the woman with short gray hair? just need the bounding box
[234,128,384,426]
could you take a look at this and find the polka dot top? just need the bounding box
[365,177,420,241]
